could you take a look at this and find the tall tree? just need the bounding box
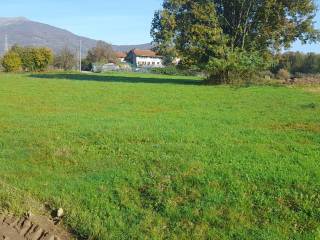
[151,0,319,83]
[54,47,77,71]
[86,41,117,64]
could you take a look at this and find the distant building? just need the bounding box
[126,49,163,68]
[115,51,127,63]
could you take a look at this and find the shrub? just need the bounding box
[151,66,180,75]
[81,58,93,71]
[276,69,290,80]
[206,50,273,85]
[1,51,22,72]
[11,45,53,72]
[151,66,199,76]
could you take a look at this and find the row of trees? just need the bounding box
[1,46,53,72]
[274,52,320,75]
[0,41,117,72]
[151,0,320,84]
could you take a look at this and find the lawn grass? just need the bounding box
[0,71,319,239]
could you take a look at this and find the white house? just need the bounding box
[127,49,163,68]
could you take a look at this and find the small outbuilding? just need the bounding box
[115,51,127,63]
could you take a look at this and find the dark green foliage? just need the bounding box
[207,49,273,84]
[151,66,198,76]
[81,58,93,71]
[1,51,22,72]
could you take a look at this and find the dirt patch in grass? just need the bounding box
[0,212,73,240]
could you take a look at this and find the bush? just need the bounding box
[1,51,22,72]
[11,45,53,72]
[276,69,290,80]
[81,58,93,71]
[151,66,199,76]
[206,50,273,85]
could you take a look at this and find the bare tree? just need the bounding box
[86,41,117,64]
[54,47,77,71]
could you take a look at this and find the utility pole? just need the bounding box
[4,34,8,53]
[79,39,82,72]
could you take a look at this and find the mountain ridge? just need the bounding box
[0,17,152,55]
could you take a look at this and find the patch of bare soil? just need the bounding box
[0,212,73,240]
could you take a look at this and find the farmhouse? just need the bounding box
[115,51,127,63]
[126,49,163,68]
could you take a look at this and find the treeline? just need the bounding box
[0,41,117,72]
[274,52,320,75]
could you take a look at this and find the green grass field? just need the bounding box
[0,72,319,239]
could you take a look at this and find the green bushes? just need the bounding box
[1,45,53,72]
[151,66,199,76]
[1,51,22,72]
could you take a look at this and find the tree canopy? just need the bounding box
[11,45,53,72]
[86,41,117,64]
[151,0,319,83]
[54,47,77,71]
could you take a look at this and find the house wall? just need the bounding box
[136,56,163,68]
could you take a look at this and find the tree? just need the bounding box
[54,47,77,71]
[86,41,117,64]
[32,47,53,72]
[151,0,319,83]
[1,50,22,72]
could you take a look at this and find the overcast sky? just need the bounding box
[0,0,319,52]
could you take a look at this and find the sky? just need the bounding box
[0,0,319,52]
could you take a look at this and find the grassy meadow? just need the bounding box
[0,72,319,239]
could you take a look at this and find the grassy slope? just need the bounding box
[0,72,319,239]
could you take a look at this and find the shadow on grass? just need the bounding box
[29,73,202,86]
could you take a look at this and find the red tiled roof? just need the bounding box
[132,49,158,57]
[115,51,126,58]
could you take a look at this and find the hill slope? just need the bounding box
[0,17,151,55]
